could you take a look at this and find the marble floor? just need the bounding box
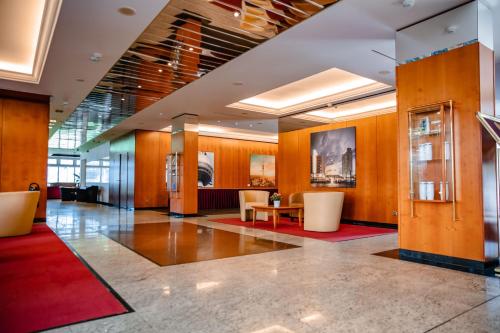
[45,201,500,333]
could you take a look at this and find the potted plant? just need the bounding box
[270,192,282,208]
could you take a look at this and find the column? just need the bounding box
[169,114,199,215]
[396,1,498,270]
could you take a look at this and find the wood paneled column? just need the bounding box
[396,1,498,269]
[169,114,199,215]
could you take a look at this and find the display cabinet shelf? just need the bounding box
[408,101,455,218]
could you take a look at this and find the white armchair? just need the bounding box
[239,190,269,222]
[304,192,344,232]
[0,191,40,237]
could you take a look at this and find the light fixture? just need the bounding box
[137,85,142,88]
[378,70,391,75]
[234,11,240,17]
[118,6,136,16]
[188,47,194,51]
[168,62,172,66]
[49,119,57,123]
[159,112,164,116]
[89,52,103,62]
[402,0,415,8]
[158,68,163,73]
[233,81,244,86]
[249,124,253,127]
[76,78,85,82]
[446,25,458,34]
[121,97,125,101]
[307,95,396,120]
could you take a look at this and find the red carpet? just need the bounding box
[0,224,128,333]
[209,218,396,242]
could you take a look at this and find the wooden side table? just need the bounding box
[251,205,304,229]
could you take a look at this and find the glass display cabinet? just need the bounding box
[408,101,455,216]
[166,153,179,192]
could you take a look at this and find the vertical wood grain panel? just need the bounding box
[278,114,398,224]
[397,43,493,261]
[0,98,48,219]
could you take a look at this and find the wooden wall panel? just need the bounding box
[134,130,170,208]
[397,43,495,261]
[278,113,398,224]
[198,136,278,189]
[0,98,49,219]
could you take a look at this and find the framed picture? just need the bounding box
[198,151,214,188]
[310,127,356,188]
[250,154,276,187]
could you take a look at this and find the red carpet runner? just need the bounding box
[209,218,396,242]
[0,224,128,333]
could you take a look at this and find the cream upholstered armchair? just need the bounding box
[303,192,344,232]
[0,191,40,237]
[288,192,304,220]
[239,190,269,222]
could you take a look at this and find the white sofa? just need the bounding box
[303,192,344,232]
[239,190,269,222]
[0,191,40,237]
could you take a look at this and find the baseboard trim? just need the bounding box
[399,249,498,276]
[341,219,398,230]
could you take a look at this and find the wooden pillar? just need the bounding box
[169,114,198,215]
[396,1,498,269]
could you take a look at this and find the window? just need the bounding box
[85,158,110,184]
[46,157,81,183]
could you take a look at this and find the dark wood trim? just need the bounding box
[0,89,50,104]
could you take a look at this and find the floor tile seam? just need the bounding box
[424,293,500,332]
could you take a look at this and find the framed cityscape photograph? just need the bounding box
[249,154,276,187]
[310,127,356,188]
[198,151,215,188]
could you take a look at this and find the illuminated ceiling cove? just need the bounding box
[0,0,62,83]
[51,0,339,149]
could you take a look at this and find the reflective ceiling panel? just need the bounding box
[53,0,340,148]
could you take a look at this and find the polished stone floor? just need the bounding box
[103,222,299,266]
[46,201,500,333]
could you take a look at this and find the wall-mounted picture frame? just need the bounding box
[249,154,276,187]
[198,151,215,188]
[310,127,356,188]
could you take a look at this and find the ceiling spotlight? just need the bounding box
[137,85,142,88]
[159,113,164,116]
[249,124,253,127]
[158,69,163,73]
[89,52,103,62]
[50,119,57,123]
[235,122,239,125]
[401,0,415,8]
[446,25,458,34]
[234,11,240,17]
[168,62,172,66]
[118,6,136,16]
[121,97,125,101]
[217,120,221,123]
[189,47,194,51]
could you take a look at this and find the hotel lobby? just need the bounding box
[1,0,500,332]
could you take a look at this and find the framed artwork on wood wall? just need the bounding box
[249,154,276,187]
[198,151,215,188]
[310,127,356,188]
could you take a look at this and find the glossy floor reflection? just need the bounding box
[45,201,500,333]
[102,222,299,266]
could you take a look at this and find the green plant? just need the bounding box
[270,192,282,202]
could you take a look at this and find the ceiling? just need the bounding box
[2,0,499,152]
[0,0,62,83]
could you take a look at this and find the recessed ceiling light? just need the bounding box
[168,62,172,66]
[217,120,221,123]
[235,122,238,125]
[378,70,391,75]
[121,97,125,101]
[159,113,164,116]
[137,85,142,88]
[50,119,57,123]
[158,68,163,73]
[76,78,85,82]
[89,52,103,62]
[234,11,240,17]
[249,124,253,127]
[401,0,415,8]
[233,81,244,86]
[118,6,136,16]
[189,47,194,51]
